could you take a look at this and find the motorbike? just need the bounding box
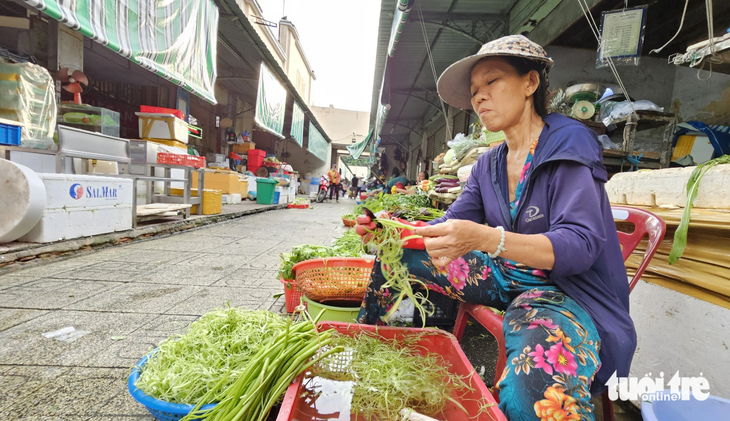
[315,178,330,203]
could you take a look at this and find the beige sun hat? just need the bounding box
[437,35,554,110]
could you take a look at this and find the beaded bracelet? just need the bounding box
[488,225,507,259]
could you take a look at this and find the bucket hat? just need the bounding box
[437,35,554,109]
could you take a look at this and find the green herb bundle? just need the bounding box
[278,230,364,280]
[344,193,443,222]
[312,332,471,420]
[135,307,288,405]
[180,309,343,421]
[362,218,432,325]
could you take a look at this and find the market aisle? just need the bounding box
[0,199,355,420]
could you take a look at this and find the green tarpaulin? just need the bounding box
[347,129,372,160]
[291,101,304,146]
[255,63,287,139]
[23,0,219,104]
[308,122,328,162]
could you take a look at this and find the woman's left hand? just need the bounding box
[413,220,493,267]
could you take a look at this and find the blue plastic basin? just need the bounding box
[641,390,730,421]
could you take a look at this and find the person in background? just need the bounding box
[327,164,341,203]
[394,171,428,195]
[367,177,385,197]
[350,175,360,199]
[340,178,348,198]
[386,175,409,194]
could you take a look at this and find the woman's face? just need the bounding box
[469,57,537,132]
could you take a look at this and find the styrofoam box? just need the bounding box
[19,174,133,243]
[247,175,257,194]
[606,166,730,209]
[136,113,189,144]
[222,194,242,205]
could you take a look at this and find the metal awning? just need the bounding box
[216,0,333,146]
[368,0,599,147]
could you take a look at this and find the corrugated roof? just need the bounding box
[370,0,514,142]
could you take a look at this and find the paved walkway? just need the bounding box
[0,199,355,420]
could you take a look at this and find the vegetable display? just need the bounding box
[669,155,730,264]
[135,306,288,404]
[279,229,364,280]
[310,331,471,420]
[343,193,444,223]
[179,309,342,421]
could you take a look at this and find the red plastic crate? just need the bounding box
[157,153,187,166]
[280,276,304,313]
[185,155,206,168]
[248,156,265,173]
[140,105,184,120]
[276,322,506,421]
[248,149,266,158]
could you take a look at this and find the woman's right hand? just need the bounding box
[355,214,378,239]
[356,212,426,250]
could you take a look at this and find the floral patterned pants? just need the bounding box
[357,248,602,421]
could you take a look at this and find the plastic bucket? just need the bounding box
[302,296,360,323]
[256,178,277,205]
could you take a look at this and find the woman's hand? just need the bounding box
[356,213,426,249]
[413,220,494,266]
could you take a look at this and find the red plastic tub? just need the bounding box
[276,322,506,421]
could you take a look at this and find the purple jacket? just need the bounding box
[432,113,635,393]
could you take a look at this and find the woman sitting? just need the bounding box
[356,35,635,421]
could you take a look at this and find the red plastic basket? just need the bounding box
[156,153,187,166]
[280,276,304,313]
[276,322,507,421]
[248,149,266,158]
[186,155,206,168]
[292,257,374,303]
[140,105,184,120]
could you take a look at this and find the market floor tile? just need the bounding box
[164,285,280,315]
[63,283,203,314]
[0,279,121,310]
[0,201,355,418]
[0,310,150,367]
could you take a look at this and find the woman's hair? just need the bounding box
[500,56,550,117]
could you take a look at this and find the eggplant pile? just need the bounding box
[432,175,462,194]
